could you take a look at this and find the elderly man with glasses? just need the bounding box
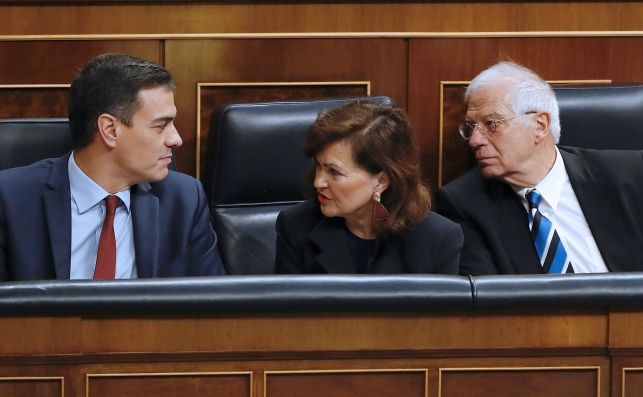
[435,61,643,276]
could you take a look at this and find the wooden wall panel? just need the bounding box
[87,373,251,397]
[265,370,426,397]
[0,87,68,118]
[165,39,407,176]
[0,41,160,85]
[0,377,63,397]
[439,367,599,397]
[2,3,643,35]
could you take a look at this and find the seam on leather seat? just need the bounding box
[467,275,478,309]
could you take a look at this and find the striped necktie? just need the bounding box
[526,189,574,274]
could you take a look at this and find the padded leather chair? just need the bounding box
[204,96,394,275]
[555,84,643,149]
[0,118,72,171]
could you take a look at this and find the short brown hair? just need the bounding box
[304,101,430,235]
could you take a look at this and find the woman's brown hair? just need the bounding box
[304,101,431,235]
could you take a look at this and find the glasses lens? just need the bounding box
[458,123,473,139]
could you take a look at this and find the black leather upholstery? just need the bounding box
[5,273,643,315]
[203,96,394,275]
[555,84,643,149]
[0,275,472,315]
[0,118,72,171]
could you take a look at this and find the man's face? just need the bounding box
[113,86,182,186]
[465,82,538,184]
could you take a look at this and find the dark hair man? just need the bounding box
[0,53,225,280]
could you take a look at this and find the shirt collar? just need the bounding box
[68,152,131,214]
[515,147,567,210]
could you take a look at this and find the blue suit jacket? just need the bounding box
[0,153,225,280]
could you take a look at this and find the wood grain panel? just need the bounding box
[79,312,605,354]
[439,367,599,397]
[87,372,250,397]
[2,3,643,35]
[622,369,643,397]
[0,317,81,355]
[0,377,63,397]
[0,87,68,118]
[0,41,160,85]
[265,370,426,397]
[409,36,643,190]
[166,39,407,176]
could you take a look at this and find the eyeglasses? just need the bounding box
[458,111,537,140]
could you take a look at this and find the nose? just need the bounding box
[468,126,487,149]
[166,124,183,148]
[313,170,327,189]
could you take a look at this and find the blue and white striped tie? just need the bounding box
[526,189,574,274]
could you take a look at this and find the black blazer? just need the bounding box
[275,199,463,274]
[435,147,643,275]
[0,153,225,281]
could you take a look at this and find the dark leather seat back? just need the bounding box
[555,84,643,149]
[0,118,73,171]
[204,96,394,274]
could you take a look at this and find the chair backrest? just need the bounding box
[204,96,395,274]
[0,118,73,171]
[555,84,643,149]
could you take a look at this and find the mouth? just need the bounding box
[317,193,330,205]
[160,153,173,163]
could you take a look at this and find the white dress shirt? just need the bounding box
[68,153,137,279]
[515,147,608,273]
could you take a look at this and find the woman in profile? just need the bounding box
[275,101,462,274]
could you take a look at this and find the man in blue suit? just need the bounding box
[0,53,225,280]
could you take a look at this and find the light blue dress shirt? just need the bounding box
[68,153,137,279]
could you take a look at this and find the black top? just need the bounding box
[274,199,463,274]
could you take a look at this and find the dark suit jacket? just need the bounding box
[275,199,463,274]
[435,147,643,275]
[0,153,225,280]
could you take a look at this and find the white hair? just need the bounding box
[464,61,561,143]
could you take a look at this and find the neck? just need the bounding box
[74,147,131,194]
[344,206,376,240]
[505,145,557,188]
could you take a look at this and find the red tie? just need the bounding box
[94,195,119,279]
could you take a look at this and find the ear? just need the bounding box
[376,172,390,193]
[533,111,551,143]
[96,113,119,148]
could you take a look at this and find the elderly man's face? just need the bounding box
[465,81,539,185]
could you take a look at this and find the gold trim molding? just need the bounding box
[0,376,65,397]
[264,368,428,397]
[86,371,252,397]
[438,366,601,397]
[1,31,643,41]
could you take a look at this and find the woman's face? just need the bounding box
[313,140,386,224]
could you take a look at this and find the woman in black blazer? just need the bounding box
[275,102,463,274]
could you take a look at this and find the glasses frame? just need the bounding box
[458,111,537,140]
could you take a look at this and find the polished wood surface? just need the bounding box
[2,3,643,35]
[0,309,623,397]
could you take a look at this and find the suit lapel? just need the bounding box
[489,179,544,274]
[43,154,72,279]
[308,217,356,273]
[561,149,630,270]
[131,182,160,277]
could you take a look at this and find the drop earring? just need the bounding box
[372,191,390,222]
